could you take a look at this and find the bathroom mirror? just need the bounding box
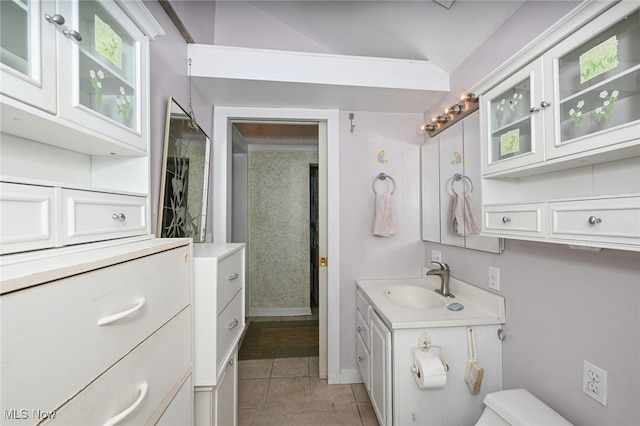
[157,97,211,242]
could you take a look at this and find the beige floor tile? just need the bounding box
[357,402,379,426]
[254,401,360,426]
[351,383,370,403]
[239,359,273,380]
[308,377,355,402]
[266,377,310,402]
[308,357,319,378]
[248,316,282,322]
[271,357,309,377]
[238,378,269,409]
[281,315,309,321]
[239,408,257,426]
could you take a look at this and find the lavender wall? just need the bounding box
[338,111,426,370]
[424,1,640,424]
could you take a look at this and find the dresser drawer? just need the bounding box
[356,288,370,323]
[49,308,192,425]
[356,333,371,392]
[0,247,190,420]
[484,203,545,237]
[216,290,244,375]
[357,309,370,350]
[216,248,244,313]
[550,197,640,246]
[0,182,56,254]
[61,189,147,245]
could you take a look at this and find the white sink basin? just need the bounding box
[384,285,445,310]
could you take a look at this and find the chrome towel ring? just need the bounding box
[450,173,473,195]
[372,172,396,194]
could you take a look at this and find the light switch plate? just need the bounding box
[488,266,500,291]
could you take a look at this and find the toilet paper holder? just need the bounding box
[412,333,449,373]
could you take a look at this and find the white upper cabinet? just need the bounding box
[0,0,57,113]
[543,3,640,159]
[1,0,159,154]
[481,58,546,175]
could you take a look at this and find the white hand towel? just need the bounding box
[451,193,481,236]
[373,193,397,237]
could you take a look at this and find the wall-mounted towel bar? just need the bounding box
[372,172,396,194]
[450,173,473,195]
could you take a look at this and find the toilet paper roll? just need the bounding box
[413,354,447,389]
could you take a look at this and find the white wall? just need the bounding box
[423,1,640,424]
[339,111,425,372]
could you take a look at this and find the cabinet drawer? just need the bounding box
[356,333,371,392]
[356,289,370,322]
[49,308,192,425]
[484,203,545,237]
[216,291,244,375]
[357,309,370,350]
[0,183,56,254]
[61,189,147,245]
[0,247,190,420]
[217,249,244,313]
[156,374,193,426]
[550,197,640,245]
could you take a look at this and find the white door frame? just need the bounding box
[213,106,341,384]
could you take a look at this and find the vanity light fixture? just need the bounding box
[421,92,480,138]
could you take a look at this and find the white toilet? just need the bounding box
[476,389,573,425]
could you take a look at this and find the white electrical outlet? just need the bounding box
[583,360,608,406]
[431,250,442,262]
[488,266,500,291]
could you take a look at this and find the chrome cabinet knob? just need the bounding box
[588,216,602,225]
[358,356,363,362]
[530,106,540,113]
[540,101,552,108]
[112,213,126,221]
[44,13,65,26]
[502,216,512,223]
[63,29,83,42]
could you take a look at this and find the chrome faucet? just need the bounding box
[426,261,454,298]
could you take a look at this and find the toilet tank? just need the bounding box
[482,389,573,425]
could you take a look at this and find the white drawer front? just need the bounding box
[0,247,190,421]
[49,308,192,426]
[216,291,244,375]
[156,374,192,426]
[61,189,147,245]
[0,183,56,254]
[356,309,370,350]
[484,204,545,237]
[216,249,244,314]
[550,197,640,245]
[356,289,370,323]
[356,333,371,392]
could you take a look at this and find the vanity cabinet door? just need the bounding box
[369,311,392,426]
[544,3,640,159]
[0,0,57,113]
[57,0,148,150]
[481,58,546,175]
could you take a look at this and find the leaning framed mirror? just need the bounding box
[157,97,211,242]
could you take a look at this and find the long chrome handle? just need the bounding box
[228,272,239,280]
[63,29,83,42]
[228,318,239,330]
[588,216,602,225]
[44,13,65,26]
[97,298,146,326]
[502,216,512,223]
[112,213,126,221]
[103,382,148,426]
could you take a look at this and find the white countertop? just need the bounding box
[357,268,505,330]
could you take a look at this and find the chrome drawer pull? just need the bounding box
[540,101,552,108]
[358,356,363,362]
[357,326,362,332]
[228,318,239,330]
[97,298,146,326]
[228,273,239,280]
[112,213,126,221]
[502,216,512,223]
[530,106,540,113]
[63,29,83,42]
[103,382,148,426]
[44,13,65,26]
[588,216,602,225]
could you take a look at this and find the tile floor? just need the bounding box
[238,312,379,425]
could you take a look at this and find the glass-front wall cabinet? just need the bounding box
[546,4,640,159]
[481,58,546,174]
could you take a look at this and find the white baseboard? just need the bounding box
[249,307,312,317]
[339,368,363,384]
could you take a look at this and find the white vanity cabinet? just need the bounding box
[0,0,163,255]
[369,310,392,426]
[193,243,246,426]
[421,112,502,253]
[479,1,640,252]
[0,238,193,426]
